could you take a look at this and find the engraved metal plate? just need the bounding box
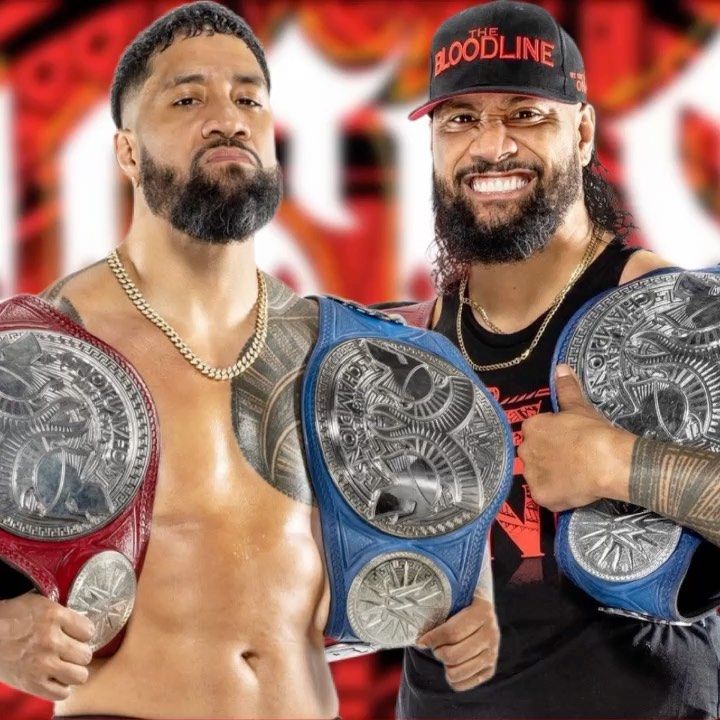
[0,330,152,540]
[66,550,137,651]
[561,271,720,449]
[560,271,720,582]
[325,641,380,662]
[568,500,682,581]
[346,552,451,647]
[316,338,509,537]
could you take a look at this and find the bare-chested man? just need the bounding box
[0,3,499,718]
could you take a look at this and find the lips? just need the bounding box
[203,147,258,166]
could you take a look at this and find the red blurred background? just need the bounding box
[1,1,720,718]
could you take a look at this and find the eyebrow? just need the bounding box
[438,101,477,114]
[162,73,266,90]
[504,95,542,106]
[440,95,546,113]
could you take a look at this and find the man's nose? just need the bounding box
[201,102,251,140]
[468,121,517,165]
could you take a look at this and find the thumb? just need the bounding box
[555,363,589,412]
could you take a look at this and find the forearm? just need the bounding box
[628,437,720,548]
[474,539,493,601]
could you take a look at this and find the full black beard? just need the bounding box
[433,150,581,265]
[140,142,282,244]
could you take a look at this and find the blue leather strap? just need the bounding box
[301,297,513,642]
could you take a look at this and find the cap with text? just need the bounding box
[409,0,587,120]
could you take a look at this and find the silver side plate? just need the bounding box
[346,551,451,647]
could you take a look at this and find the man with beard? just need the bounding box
[0,2,500,717]
[392,1,720,717]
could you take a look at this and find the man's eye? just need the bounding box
[236,97,261,108]
[510,109,542,121]
[173,97,199,107]
[448,114,477,125]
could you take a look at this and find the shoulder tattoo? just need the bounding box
[231,275,318,505]
[55,297,84,327]
[38,260,105,328]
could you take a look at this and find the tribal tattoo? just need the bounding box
[231,275,318,505]
[630,437,720,547]
[39,260,105,328]
[55,297,85,327]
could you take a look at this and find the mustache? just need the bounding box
[454,159,543,185]
[194,138,263,169]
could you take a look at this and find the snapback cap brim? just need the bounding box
[408,84,581,121]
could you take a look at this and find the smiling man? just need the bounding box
[392,1,720,718]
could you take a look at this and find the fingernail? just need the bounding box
[556,363,571,377]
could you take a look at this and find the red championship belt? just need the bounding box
[0,295,159,655]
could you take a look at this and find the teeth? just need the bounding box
[470,176,529,193]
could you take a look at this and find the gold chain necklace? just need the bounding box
[462,296,506,334]
[106,249,268,381]
[456,224,603,372]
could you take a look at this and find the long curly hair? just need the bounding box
[431,151,636,294]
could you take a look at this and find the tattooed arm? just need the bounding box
[521,366,720,548]
[629,439,720,547]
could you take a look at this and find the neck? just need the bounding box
[118,203,259,338]
[466,204,599,333]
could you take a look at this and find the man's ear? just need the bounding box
[578,103,596,167]
[115,130,140,185]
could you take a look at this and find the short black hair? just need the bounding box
[110,1,270,129]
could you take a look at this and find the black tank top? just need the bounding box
[398,240,720,718]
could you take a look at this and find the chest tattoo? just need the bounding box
[231,276,318,505]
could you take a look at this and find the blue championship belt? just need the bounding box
[302,298,513,649]
[552,268,720,624]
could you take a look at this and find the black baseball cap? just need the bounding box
[409,0,587,120]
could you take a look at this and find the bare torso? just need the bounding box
[42,262,335,719]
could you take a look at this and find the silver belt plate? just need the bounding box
[315,338,509,538]
[0,330,152,540]
[562,271,720,449]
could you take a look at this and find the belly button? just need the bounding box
[241,650,259,671]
